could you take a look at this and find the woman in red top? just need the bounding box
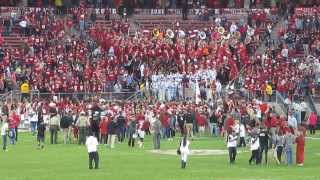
[296,126,306,166]
[196,111,206,135]
[99,116,109,144]
[9,111,20,144]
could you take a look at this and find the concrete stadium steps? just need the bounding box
[268,102,286,116]
[2,35,26,49]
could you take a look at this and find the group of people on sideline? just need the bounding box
[0,94,317,169]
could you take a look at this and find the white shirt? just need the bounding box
[288,115,297,129]
[1,122,8,136]
[180,140,190,154]
[250,137,260,151]
[86,136,99,153]
[227,134,238,148]
[239,124,246,137]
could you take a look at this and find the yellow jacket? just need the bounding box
[265,84,272,95]
[20,83,30,94]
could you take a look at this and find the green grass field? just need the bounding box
[0,132,319,180]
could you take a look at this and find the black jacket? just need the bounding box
[60,115,73,128]
[108,121,117,135]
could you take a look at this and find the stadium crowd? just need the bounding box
[0,3,319,168]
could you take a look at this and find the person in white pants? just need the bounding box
[179,135,190,169]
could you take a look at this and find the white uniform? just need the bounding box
[180,140,190,162]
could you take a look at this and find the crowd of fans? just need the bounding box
[0,6,278,103]
[0,4,318,169]
[0,90,317,166]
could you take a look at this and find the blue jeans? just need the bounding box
[30,122,37,135]
[9,128,16,145]
[210,123,219,136]
[2,135,7,150]
[286,147,293,165]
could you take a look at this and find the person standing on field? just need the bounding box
[1,119,9,151]
[179,135,190,169]
[107,118,117,149]
[60,111,73,144]
[249,134,260,165]
[77,111,90,145]
[151,113,161,150]
[227,130,237,164]
[37,120,46,150]
[238,123,246,147]
[86,132,99,169]
[49,110,60,144]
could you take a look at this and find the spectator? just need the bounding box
[85,131,99,169]
[107,118,117,149]
[60,111,73,144]
[1,119,9,151]
[76,111,90,145]
[49,111,60,144]
[307,112,317,135]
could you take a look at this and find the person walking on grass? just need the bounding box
[227,129,237,164]
[307,112,317,135]
[1,119,9,151]
[238,123,246,147]
[284,130,295,165]
[258,125,269,164]
[127,116,136,147]
[107,118,117,149]
[275,131,285,164]
[29,107,38,136]
[49,111,60,144]
[60,111,73,144]
[296,126,306,166]
[77,111,90,145]
[249,134,260,165]
[151,114,161,150]
[37,120,46,150]
[179,135,190,169]
[86,132,99,169]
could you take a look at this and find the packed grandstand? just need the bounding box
[0,0,319,144]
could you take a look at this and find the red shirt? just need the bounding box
[99,119,108,135]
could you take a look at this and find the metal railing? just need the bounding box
[0,90,138,103]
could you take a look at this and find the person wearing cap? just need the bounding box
[76,111,90,145]
[85,131,99,169]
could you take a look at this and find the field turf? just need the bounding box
[0,132,319,180]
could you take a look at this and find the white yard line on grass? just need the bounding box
[306,137,320,140]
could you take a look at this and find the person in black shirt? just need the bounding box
[184,111,194,139]
[91,112,101,142]
[107,118,117,149]
[60,111,73,144]
[177,111,186,136]
[209,112,218,136]
[117,112,126,142]
[37,120,46,150]
[258,125,269,164]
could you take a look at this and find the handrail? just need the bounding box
[275,91,288,114]
[307,94,319,115]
